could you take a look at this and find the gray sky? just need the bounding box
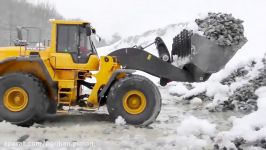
[27,0,266,40]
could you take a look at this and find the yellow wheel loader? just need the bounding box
[0,20,162,126]
[0,20,245,126]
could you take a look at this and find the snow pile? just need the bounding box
[177,116,216,136]
[115,116,126,126]
[172,87,266,149]
[216,55,266,112]
[173,81,230,106]
[168,83,189,96]
[175,116,216,150]
[175,135,211,150]
[205,82,230,105]
[215,87,266,149]
[169,54,266,113]
[190,97,203,106]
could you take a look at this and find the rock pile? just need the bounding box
[230,137,266,149]
[195,12,247,46]
[218,55,266,113]
[253,138,266,149]
[220,61,256,86]
[186,92,213,102]
[220,66,250,86]
[226,85,258,113]
[185,54,266,113]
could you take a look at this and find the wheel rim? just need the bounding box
[3,87,29,112]
[123,90,147,115]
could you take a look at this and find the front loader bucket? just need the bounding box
[109,34,246,85]
[189,34,247,73]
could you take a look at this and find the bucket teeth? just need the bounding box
[172,29,192,58]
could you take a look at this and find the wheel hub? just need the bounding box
[123,90,147,115]
[3,87,29,112]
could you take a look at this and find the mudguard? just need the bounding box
[0,56,57,100]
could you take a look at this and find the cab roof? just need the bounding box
[49,19,90,25]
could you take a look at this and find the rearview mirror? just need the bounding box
[86,25,96,36]
[86,26,91,36]
[92,28,96,34]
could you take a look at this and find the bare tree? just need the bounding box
[0,0,63,46]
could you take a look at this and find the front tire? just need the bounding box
[0,73,49,126]
[106,75,161,126]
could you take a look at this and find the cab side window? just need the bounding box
[56,25,79,53]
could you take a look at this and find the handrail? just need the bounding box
[47,56,57,79]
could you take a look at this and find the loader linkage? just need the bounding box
[109,30,246,86]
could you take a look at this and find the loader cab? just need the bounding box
[50,20,97,64]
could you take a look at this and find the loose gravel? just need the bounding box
[195,12,247,46]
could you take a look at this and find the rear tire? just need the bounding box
[46,99,57,114]
[106,75,161,126]
[0,73,49,126]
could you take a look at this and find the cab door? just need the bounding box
[56,24,80,64]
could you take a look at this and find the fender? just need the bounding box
[98,69,135,98]
[0,56,58,100]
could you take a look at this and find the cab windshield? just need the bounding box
[79,26,95,55]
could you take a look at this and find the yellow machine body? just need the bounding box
[0,20,121,108]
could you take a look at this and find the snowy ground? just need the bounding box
[0,87,242,150]
[0,82,265,150]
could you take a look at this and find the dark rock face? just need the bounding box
[229,138,266,150]
[185,54,266,113]
[254,138,266,149]
[221,61,256,86]
[195,12,247,46]
[227,85,258,113]
[187,92,213,102]
[220,56,266,113]
[220,67,250,86]
[220,55,266,113]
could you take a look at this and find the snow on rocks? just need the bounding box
[214,132,237,149]
[205,82,230,102]
[181,82,230,105]
[215,87,266,149]
[218,55,266,113]
[169,54,266,114]
[220,65,251,86]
